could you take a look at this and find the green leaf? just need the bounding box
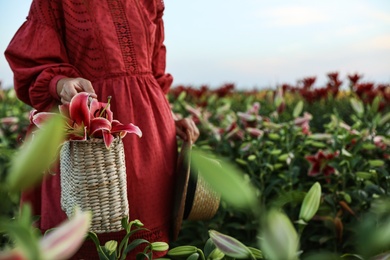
[293,101,304,118]
[121,216,129,232]
[0,205,41,260]
[0,221,42,259]
[271,191,306,208]
[136,252,151,260]
[204,238,216,258]
[7,114,65,192]
[379,112,390,126]
[124,239,150,254]
[87,231,110,259]
[370,96,381,113]
[192,148,258,211]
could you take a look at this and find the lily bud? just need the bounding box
[104,240,117,255]
[299,182,322,223]
[151,242,169,252]
[208,248,225,260]
[167,246,198,258]
[260,209,299,260]
[209,230,252,259]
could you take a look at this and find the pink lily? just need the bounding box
[68,92,91,129]
[0,210,91,260]
[294,112,313,135]
[89,98,113,122]
[305,150,339,181]
[32,92,142,149]
[39,209,91,260]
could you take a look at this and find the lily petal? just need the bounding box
[59,104,70,119]
[103,131,115,149]
[111,120,142,138]
[0,249,27,260]
[69,92,91,128]
[40,209,91,260]
[90,118,111,137]
[32,112,57,128]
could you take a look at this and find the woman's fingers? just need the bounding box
[175,118,200,143]
[57,77,97,104]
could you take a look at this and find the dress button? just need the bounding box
[122,37,128,43]
[120,27,126,33]
[124,47,130,52]
[112,1,118,6]
[129,66,135,71]
[126,56,132,62]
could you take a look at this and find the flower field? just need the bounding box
[167,72,390,258]
[1,72,390,259]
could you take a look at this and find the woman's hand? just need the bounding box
[174,117,200,144]
[56,77,97,104]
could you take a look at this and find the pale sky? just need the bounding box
[1,0,389,90]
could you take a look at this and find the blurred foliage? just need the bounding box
[167,72,390,258]
[0,87,31,249]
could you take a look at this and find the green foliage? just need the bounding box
[87,217,169,260]
[168,82,390,258]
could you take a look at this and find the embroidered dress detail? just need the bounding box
[108,0,138,72]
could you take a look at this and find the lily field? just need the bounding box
[1,72,390,259]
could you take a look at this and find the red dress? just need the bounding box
[5,0,177,258]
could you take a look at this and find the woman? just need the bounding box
[5,0,199,258]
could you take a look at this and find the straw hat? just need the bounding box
[171,132,221,241]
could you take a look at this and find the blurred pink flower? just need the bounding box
[0,210,91,260]
[294,112,312,135]
[305,150,339,178]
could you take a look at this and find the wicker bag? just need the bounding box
[60,138,129,233]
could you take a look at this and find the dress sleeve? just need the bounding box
[151,1,173,94]
[4,2,80,112]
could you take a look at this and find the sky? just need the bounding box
[0,0,389,90]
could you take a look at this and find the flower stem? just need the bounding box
[99,96,112,117]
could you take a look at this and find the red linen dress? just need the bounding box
[5,0,177,258]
